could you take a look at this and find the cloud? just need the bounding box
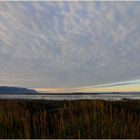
[0,1,140,88]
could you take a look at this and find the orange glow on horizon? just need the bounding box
[34,88,65,93]
[34,84,140,93]
[79,85,140,93]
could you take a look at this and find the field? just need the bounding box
[0,99,140,139]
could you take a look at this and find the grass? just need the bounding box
[0,99,140,138]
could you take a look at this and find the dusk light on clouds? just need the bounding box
[0,1,140,92]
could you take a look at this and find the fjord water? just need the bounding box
[0,93,140,101]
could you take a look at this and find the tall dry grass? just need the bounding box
[0,99,140,138]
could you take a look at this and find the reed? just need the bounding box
[0,99,140,139]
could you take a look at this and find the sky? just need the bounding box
[0,1,140,92]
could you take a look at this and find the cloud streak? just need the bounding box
[0,1,140,88]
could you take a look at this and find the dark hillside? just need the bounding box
[0,86,37,94]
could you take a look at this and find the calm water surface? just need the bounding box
[0,93,140,101]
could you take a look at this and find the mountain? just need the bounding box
[0,86,37,94]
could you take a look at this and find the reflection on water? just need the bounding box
[0,93,140,101]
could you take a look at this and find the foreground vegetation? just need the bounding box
[0,99,140,138]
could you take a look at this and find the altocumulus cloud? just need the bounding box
[0,1,140,88]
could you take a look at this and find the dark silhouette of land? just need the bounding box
[0,86,37,94]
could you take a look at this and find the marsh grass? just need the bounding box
[0,99,140,138]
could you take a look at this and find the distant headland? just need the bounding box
[0,86,37,94]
